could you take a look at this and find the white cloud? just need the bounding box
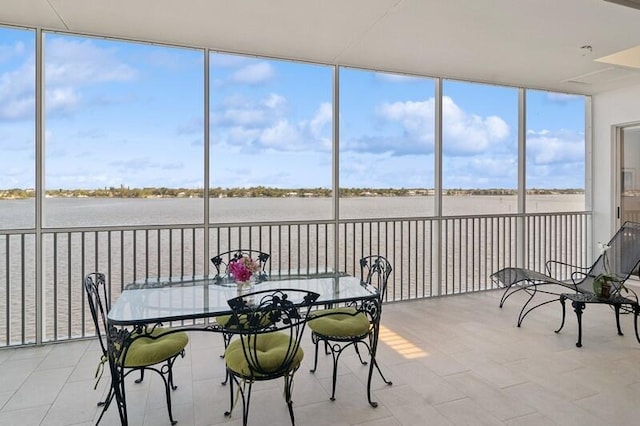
[46,87,82,114]
[0,36,140,121]
[527,129,584,165]
[546,92,582,103]
[0,56,35,120]
[380,99,432,134]
[260,120,301,149]
[229,61,274,85]
[442,96,511,155]
[309,102,332,138]
[213,93,331,152]
[213,93,286,127]
[0,40,25,63]
[345,96,511,157]
[214,107,268,127]
[375,72,424,83]
[263,93,286,110]
[443,155,518,189]
[257,102,332,151]
[45,37,136,85]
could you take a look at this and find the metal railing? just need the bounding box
[0,211,591,347]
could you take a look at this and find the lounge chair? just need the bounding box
[491,221,640,326]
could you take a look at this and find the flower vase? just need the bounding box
[236,280,253,296]
[593,275,613,298]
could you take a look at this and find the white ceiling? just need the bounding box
[2,0,640,95]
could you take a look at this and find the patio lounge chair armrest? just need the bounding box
[569,270,590,286]
[545,260,589,279]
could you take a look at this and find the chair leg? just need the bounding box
[134,368,144,384]
[166,352,183,391]
[95,384,114,424]
[309,333,321,373]
[159,369,178,426]
[242,381,253,426]
[371,357,393,386]
[97,381,113,407]
[221,332,232,385]
[328,344,343,401]
[366,336,392,386]
[225,376,251,426]
[283,374,295,425]
[224,371,243,419]
[353,342,367,365]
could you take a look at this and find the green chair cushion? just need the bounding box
[308,307,370,337]
[215,314,233,327]
[121,328,189,368]
[224,332,303,378]
[216,313,272,330]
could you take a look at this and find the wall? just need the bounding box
[592,82,640,250]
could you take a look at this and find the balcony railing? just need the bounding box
[0,211,590,347]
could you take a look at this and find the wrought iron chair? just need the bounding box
[492,221,640,326]
[84,273,188,425]
[210,249,270,283]
[307,255,393,406]
[223,288,319,425]
[211,249,271,384]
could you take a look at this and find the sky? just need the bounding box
[0,27,586,191]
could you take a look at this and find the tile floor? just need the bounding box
[2,287,640,425]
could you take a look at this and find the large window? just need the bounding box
[339,68,435,219]
[525,90,586,212]
[442,80,518,216]
[0,29,588,228]
[43,33,204,227]
[209,53,333,222]
[0,26,35,229]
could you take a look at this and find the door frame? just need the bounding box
[613,121,640,229]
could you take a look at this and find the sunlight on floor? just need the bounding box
[378,324,428,359]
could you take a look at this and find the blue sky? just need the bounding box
[0,27,586,191]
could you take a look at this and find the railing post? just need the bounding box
[434,78,443,296]
[35,27,44,345]
[517,88,526,268]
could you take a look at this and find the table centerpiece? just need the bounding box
[228,255,260,293]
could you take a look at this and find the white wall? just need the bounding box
[592,82,640,251]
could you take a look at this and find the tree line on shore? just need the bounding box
[0,186,585,200]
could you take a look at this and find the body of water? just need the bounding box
[0,194,586,229]
[0,194,588,345]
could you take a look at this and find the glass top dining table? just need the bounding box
[108,273,378,326]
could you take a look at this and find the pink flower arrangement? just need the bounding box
[228,256,259,283]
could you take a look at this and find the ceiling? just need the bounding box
[2,0,640,95]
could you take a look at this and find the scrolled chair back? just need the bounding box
[360,255,393,301]
[84,272,110,355]
[226,288,319,378]
[210,249,270,282]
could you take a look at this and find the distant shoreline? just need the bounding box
[0,187,585,200]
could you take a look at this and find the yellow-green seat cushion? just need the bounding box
[215,314,233,327]
[121,328,189,368]
[308,307,370,338]
[224,332,303,378]
[216,313,272,330]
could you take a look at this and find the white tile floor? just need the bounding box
[2,287,640,425]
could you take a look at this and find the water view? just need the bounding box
[0,194,585,229]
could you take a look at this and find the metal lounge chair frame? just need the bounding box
[491,221,640,326]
